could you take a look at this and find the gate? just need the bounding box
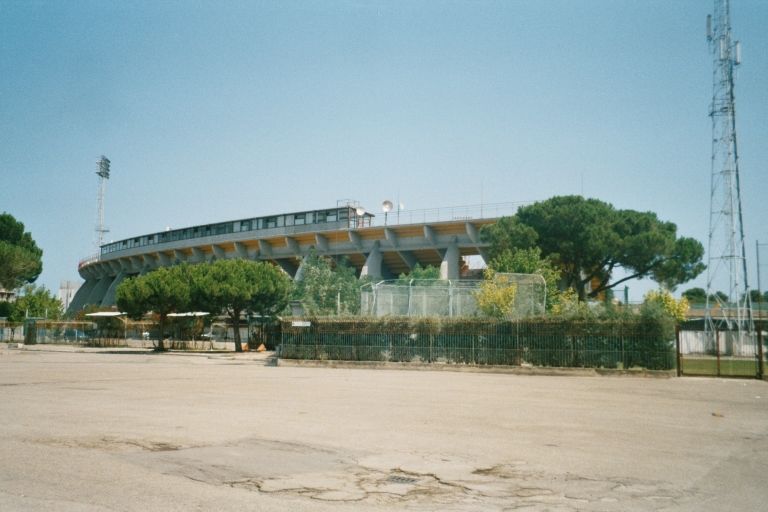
[677,320,765,378]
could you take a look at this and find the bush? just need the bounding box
[279,316,676,370]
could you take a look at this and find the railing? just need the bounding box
[687,303,768,319]
[78,253,100,269]
[375,201,526,226]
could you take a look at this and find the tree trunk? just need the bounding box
[157,314,166,351]
[232,309,242,352]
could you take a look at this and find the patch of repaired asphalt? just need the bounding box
[34,435,699,510]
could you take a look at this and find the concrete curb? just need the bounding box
[3,343,277,362]
[275,358,677,378]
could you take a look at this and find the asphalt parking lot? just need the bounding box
[0,345,766,511]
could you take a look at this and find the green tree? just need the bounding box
[8,284,62,322]
[116,265,192,351]
[249,262,293,318]
[744,290,768,304]
[193,259,292,352]
[481,196,705,300]
[709,291,729,303]
[293,250,363,315]
[681,287,707,303]
[479,216,539,260]
[487,247,561,311]
[397,264,440,283]
[0,213,43,290]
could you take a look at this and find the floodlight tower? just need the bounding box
[95,155,111,249]
[705,0,753,332]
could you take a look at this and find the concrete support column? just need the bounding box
[275,259,298,277]
[66,279,98,315]
[211,245,226,260]
[85,275,113,309]
[294,254,309,282]
[101,272,128,307]
[360,241,382,280]
[440,239,459,280]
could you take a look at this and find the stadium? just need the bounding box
[69,202,519,313]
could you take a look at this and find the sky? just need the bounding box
[1,0,766,302]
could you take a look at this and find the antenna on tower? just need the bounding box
[95,155,111,249]
[704,1,754,339]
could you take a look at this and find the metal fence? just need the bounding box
[1,320,100,344]
[2,318,280,351]
[360,274,546,319]
[280,318,676,370]
[0,321,24,342]
[374,201,526,227]
[677,320,765,378]
[1,319,155,346]
[361,280,480,317]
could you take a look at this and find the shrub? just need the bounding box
[279,316,675,370]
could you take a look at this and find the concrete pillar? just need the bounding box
[85,275,113,309]
[211,245,226,260]
[440,239,459,280]
[66,279,98,315]
[101,272,128,307]
[294,254,309,282]
[361,241,382,280]
[275,259,298,277]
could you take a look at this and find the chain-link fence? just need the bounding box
[360,275,546,319]
[361,280,479,317]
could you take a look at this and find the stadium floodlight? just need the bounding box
[95,155,111,249]
[96,155,111,178]
[382,200,393,225]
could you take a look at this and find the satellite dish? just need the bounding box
[355,207,366,216]
[382,200,393,213]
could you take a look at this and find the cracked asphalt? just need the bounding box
[0,345,766,511]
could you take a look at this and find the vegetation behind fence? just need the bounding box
[280,317,676,370]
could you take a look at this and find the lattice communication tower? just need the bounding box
[704,0,753,332]
[95,155,111,249]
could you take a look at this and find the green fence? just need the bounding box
[677,320,765,379]
[280,318,676,370]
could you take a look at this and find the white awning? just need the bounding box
[167,312,210,317]
[85,311,126,317]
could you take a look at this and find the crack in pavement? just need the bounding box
[91,437,699,510]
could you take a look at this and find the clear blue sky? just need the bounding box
[1,0,766,301]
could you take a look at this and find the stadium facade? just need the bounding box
[70,203,510,313]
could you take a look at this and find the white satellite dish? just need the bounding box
[355,207,366,216]
[382,200,393,213]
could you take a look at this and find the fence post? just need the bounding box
[429,333,433,363]
[757,325,764,380]
[716,330,721,377]
[407,280,413,317]
[675,325,682,377]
